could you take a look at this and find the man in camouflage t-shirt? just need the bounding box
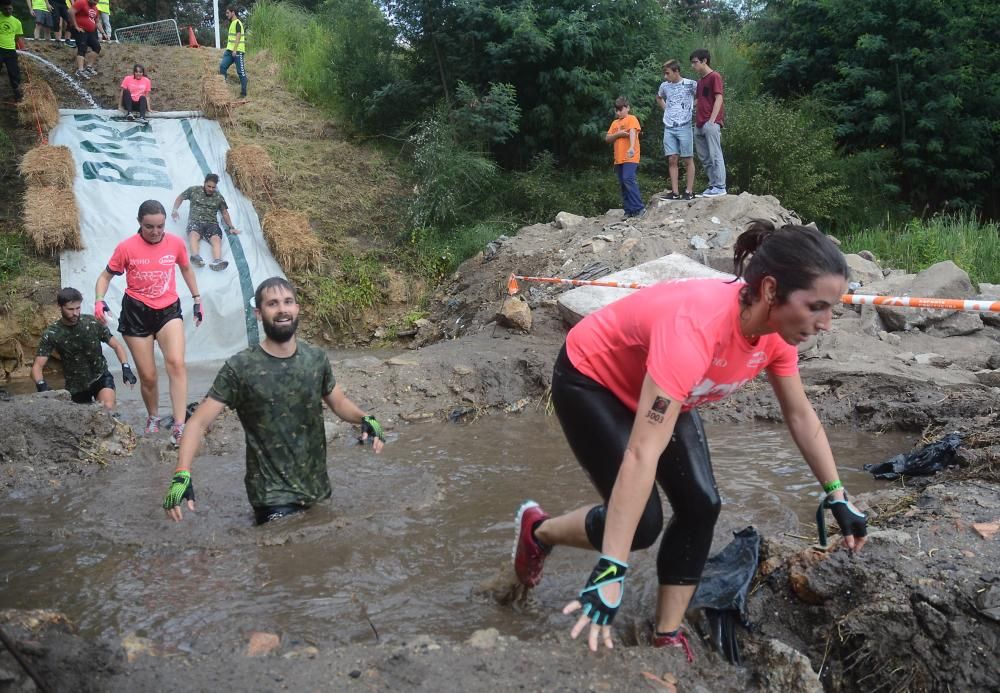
[31,287,135,409]
[163,277,386,525]
[170,172,241,271]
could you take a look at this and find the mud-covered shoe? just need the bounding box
[144,415,161,434]
[75,69,90,81]
[170,423,185,447]
[512,500,551,587]
[190,254,205,267]
[653,629,695,663]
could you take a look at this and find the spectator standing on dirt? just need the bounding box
[163,277,387,525]
[69,0,99,81]
[32,287,136,410]
[656,59,697,201]
[511,221,868,658]
[0,0,23,101]
[119,63,151,121]
[94,200,203,446]
[690,48,726,197]
[94,0,108,40]
[605,96,645,219]
[219,6,246,97]
[27,0,53,40]
[170,173,241,272]
[52,0,73,45]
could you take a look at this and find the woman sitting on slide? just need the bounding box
[119,63,152,121]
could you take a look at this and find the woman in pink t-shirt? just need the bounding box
[94,200,203,446]
[119,64,152,121]
[511,221,868,657]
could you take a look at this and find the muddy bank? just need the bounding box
[3,193,1000,691]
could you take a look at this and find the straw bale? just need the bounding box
[201,74,235,117]
[23,186,82,252]
[261,208,323,271]
[17,81,59,132]
[20,145,76,189]
[227,145,276,199]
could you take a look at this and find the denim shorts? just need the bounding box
[663,123,694,158]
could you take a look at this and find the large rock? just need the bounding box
[976,283,1000,328]
[844,253,883,286]
[497,296,532,332]
[749,638,823,693]
[554,211,586,229]
[876,262,981,334]
[557,253,732,325]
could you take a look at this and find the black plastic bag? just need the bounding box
[689,526,761,666]
[863,432,963,480]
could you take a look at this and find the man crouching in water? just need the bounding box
[162,277,386,525]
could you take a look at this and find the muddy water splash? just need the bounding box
[0,413,911,653]
[17,49,100,107]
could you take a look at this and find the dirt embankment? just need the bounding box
[2,192,999,690]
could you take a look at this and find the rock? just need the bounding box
[857,250,877,262]
[923,311,984,338]
[690,235,710,250]
[894,351,915,362]
[121,634,160,663]
[620,237,640,255]
[859,305,884,337]
[876,263,980,334]
[246,631,280,657]
[884,332,902,346]
[466,628,501,649]
[844,254,883,286]
[751,638,823,693]
[386,356,418,366]
[708,227,736,249]
[914,353,951,367]
[554,211,586,229]
[988,354,1000,370]
[497,296,532,332]
[975,283,1000,327]
[975,370,1000,388]
[910,261,975,299]
[452,365,473,376]
[589,238,608,253]
[710,216,721,224]
[282,646,319,659]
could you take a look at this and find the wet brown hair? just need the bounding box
[732,219,848,307]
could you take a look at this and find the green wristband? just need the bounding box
[822,479,843,493]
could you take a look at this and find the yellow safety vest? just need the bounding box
[225,17,244,52]
[31,0,48,12]
[96,0,109,13]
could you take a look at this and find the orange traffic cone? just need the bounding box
[186,26,200,48]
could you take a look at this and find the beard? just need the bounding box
[261,314,298,343]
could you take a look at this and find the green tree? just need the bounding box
[750,0,1000,216]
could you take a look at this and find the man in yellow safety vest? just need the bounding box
[219,5,245,97]
[95,0,109,40]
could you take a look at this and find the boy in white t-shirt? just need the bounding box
[656,59,697,200]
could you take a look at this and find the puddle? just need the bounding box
[0,410,913,652]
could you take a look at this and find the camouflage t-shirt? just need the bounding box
[208,341,336,509]
[180,185,229,226]
[36,316,112,394]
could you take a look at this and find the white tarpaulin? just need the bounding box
[50,109,284,362]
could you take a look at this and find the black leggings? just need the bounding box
[551,344,721,585]
[121,92,147,118]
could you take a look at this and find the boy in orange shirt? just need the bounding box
[605,96,645,219]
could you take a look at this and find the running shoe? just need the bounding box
[84,65,97,76]
[681,191,695,201]
[701,186,727,197]
[126,112,136,121]
[512,500,551,587]
[190,254,205,267]
[653,628,695,663]
[170,423,185,447]
[74,69,90,81]
[662,192,680,201]
[144,415,161,434]
[209,258,229,271]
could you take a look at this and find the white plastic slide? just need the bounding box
[51,109,285,362]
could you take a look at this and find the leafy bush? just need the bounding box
[842,213,1000,286]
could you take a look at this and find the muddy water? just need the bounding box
[0,411,912,653]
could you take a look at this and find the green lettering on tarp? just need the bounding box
[82,160,172,188]
[81,140,165,166]
[77,122,157,144]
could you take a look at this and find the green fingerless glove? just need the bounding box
[163,470,195,509]
[360,415,385,442]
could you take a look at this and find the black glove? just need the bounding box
[36,379,51,392]
[577,555,628,626]
[826,492,868,539]
[121,363,137,386]
[193,302,203,326]
[163,471,195,509]
[360,415,385,443]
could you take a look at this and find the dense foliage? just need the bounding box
[750,0,1000,216]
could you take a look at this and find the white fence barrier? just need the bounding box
[114,19,181,46]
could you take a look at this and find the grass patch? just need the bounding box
[295,253,387,331]
[407,222,520,281]
[841,213,1000,286]
[0,233,25,287]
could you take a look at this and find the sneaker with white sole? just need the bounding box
[170,423,185,447]
[512,500,551,587]
[209,258,229,271]
[701,186,727,197]
[144,415,161,434]
[190,254,205,267]
[75,69,90,81]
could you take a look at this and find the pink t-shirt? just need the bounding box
[107,232,189,309]
[120,75,151,102]
[566,278,798,412]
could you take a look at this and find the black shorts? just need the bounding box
[72,28,100,56]
[71,369,115,404]
[52,4,69,25]
[187,221,222,241]
[119,293,182,338]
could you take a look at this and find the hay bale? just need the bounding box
[261,208,322,271]
[23,186,82,252]
[201,74,235,117]
[17,81,59,132]
[20,145,76,189]
[227,145,276,199]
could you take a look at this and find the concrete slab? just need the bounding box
[557,252,734,325]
